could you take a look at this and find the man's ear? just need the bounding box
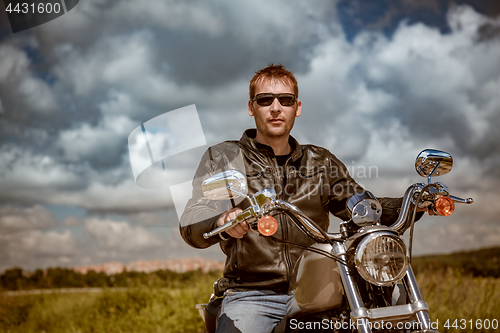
[295,100,302,117]
[248,100,254,116]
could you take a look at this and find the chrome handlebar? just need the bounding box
[202,197,342,241]
[275,200,343,242]
[389,184,423,234]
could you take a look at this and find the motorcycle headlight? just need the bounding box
[354,232,409,286]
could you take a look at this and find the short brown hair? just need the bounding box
[249,64,298,99]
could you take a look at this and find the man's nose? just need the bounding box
[269,97,281,112]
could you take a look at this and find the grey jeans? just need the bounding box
[216,289,290,333]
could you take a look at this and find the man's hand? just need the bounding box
[416,205,436,216]
[217,207,248,238]
[416,196,447,216]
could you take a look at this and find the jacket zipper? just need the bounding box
[271,154,293,281]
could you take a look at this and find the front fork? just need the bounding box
[332,242,434,333]
[403,265,433,328]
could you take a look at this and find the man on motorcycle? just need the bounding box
[180,64,425,333]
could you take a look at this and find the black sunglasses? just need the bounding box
[253,93,297,107]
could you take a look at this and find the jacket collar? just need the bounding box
[239,129,303,162]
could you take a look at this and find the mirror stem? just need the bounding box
[427,162,441,184]
[226,185,255,206]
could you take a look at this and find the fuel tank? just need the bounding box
[287,243,345,317]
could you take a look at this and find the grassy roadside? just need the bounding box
[0,272,218,333]
[1,269,499,333]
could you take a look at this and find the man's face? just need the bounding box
[248,79,302,141]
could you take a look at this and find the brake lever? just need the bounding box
[203,207,257,239]
[448,195,473,204]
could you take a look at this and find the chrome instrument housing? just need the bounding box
[347,191,382,227]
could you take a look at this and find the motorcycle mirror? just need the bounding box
[202,170,248,200]
[415,149,453,181]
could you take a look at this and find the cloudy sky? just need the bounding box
[0,0,499,272]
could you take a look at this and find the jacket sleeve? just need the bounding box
[325,153,422,225]
[179,147,232,249]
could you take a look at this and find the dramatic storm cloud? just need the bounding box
[0,0,499,271]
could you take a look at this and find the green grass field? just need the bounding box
[1,248,500,333]
[418,269,500,332]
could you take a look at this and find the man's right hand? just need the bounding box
[217,207,247,239]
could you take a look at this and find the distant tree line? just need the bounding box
[2,247,499,291]
[0,267,222,291]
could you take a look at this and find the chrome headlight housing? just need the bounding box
[354,232,409,286]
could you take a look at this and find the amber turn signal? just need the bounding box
[257,216,278,236]
[435,196,455,216]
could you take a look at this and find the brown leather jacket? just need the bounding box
[179,129,406,292]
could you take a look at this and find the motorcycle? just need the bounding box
[196,149,473,333]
